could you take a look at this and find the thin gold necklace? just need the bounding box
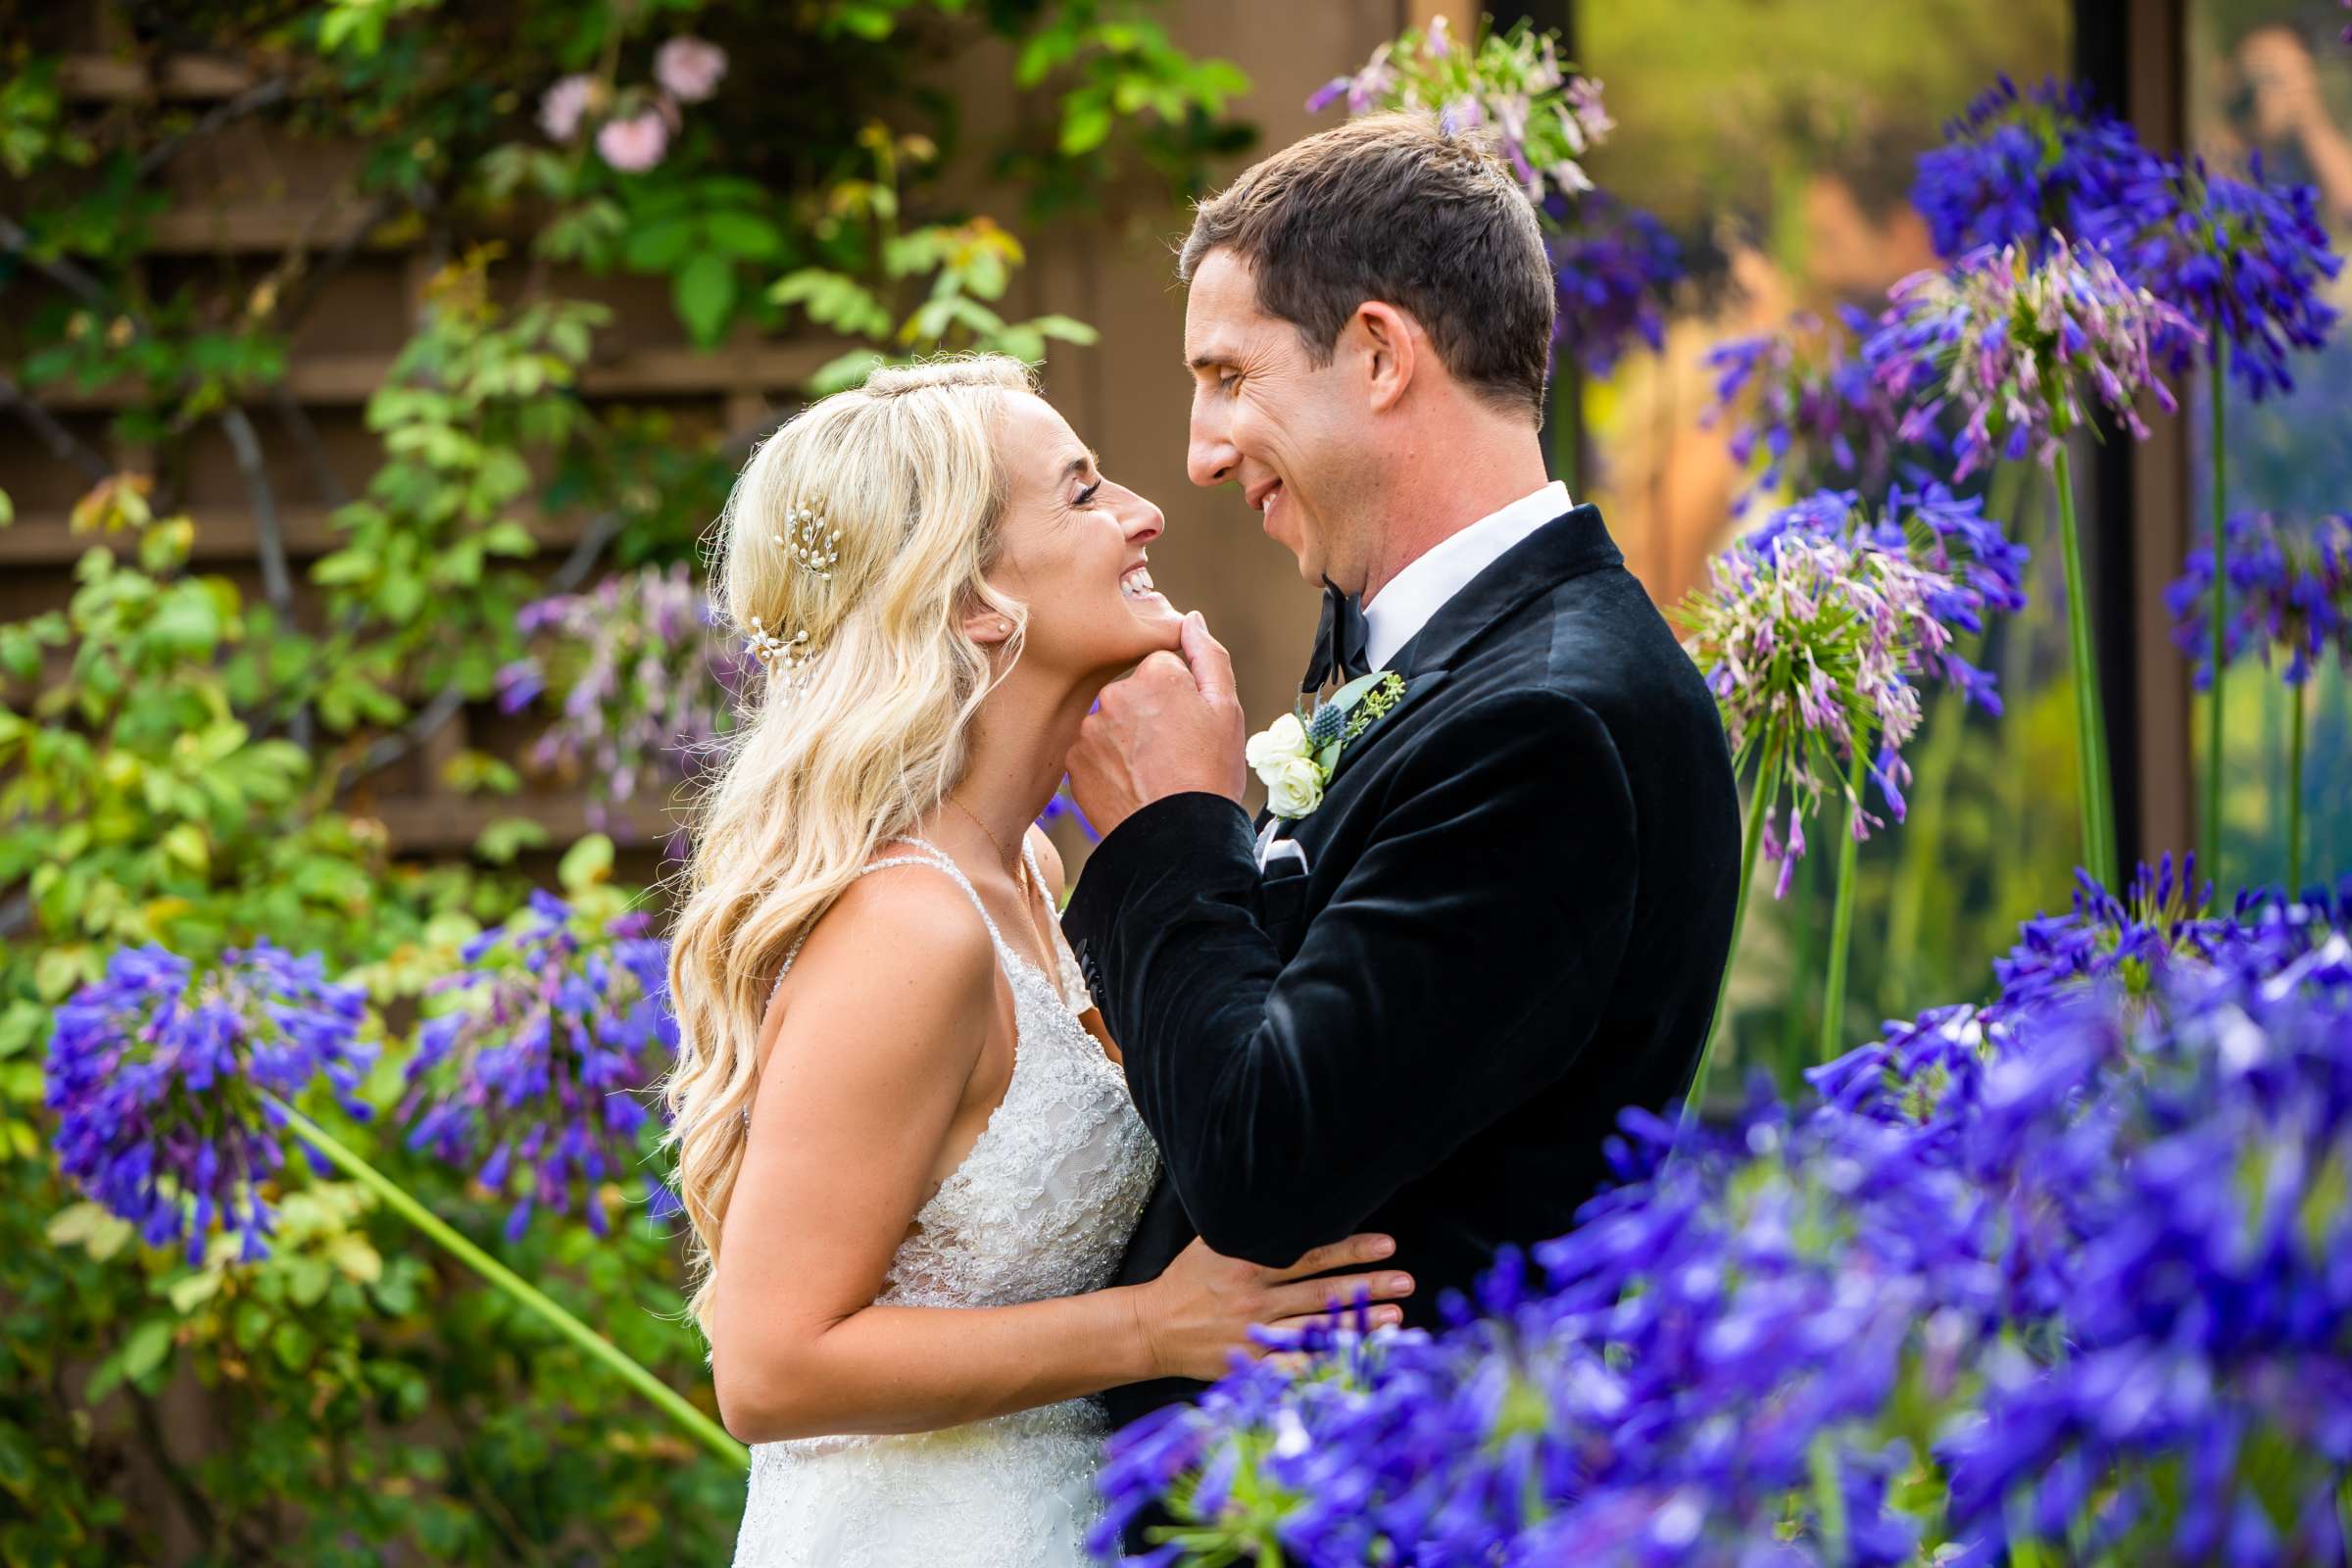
[945,795,1059,986]
[946,795,1031,898]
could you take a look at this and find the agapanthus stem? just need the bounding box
[265,1094,750,1472]
[1819,740,1871,1065]
[1549,379,1582,495]
[2051,444,2118,889]
[2204,343,2228,888]
[1684,729,1784,1129]
[1885,634,1981,1000]
[2288,678,2307,896]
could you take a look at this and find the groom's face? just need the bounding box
[1183,249,1373,591]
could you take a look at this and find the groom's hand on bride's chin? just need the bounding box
[1067,611,1248,836]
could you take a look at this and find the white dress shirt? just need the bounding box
[1360,480,1571,671]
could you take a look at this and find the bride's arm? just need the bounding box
[709,869,1406,1445]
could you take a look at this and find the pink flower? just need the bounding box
[539,74,597,143]
[654,36,728,103]
[596,110,670,172]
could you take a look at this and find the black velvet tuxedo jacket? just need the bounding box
[1061,503,1742,1431]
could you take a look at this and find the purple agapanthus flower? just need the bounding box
[1098,869,2352,1564]
[1984,853,2226,1025]
[2166,511,2352,689]
[1306,18,1610,206]
[1704,306,1940,513]
[1911,75,2164,261]
[1680,520,1959,895]
[1866,233,2201,478]
[2084,153,2342,400]
[1745,482,2028,715]
[399,892,679,1241]
[47,940,376,1263]
[1544,189,1681,375]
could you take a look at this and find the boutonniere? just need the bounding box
[1245,669,1407,820]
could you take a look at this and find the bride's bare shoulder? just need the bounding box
[760,864,997,1072]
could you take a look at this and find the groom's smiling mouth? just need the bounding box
[1245,477,1285,525]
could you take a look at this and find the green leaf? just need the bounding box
[33,945,92,1003]
[559,832,614,892]
[327,1234,383,1285]
[477,519,539,558]
[160,821,209,873]
[808,347,888,396]
[1029,314,1100,346]
[769,269,892,339]
[168,1271,221,1314]
[270,1320,315,1371]
[621,215,696,272]
[286,1254,332,1307]
[473,816,553,864]
[119,1318,175,1383]
[704,211,785,263]
[45,1201,111,1247]
[1015,29,1077,87]
[673,252,737,347]
[1059,99,1114,156]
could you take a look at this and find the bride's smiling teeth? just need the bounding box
[1119,564,1157,600]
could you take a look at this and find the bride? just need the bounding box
[660,357,1412,1566]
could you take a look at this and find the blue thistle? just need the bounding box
[1306,702,1347,750]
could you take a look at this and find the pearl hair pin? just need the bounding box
[778,504,841,580]
[746,615,817,694]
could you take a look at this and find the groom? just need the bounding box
[1062,113,1741,1431]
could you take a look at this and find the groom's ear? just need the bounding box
[1352,301,1418,415]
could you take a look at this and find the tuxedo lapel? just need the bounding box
[1259,505,1623,846]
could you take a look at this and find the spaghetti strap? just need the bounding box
[881,836,1008,950]
[762,838,1006,1014]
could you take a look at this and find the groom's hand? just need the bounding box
[1068,612,1248,837]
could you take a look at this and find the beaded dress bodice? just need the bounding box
[730,837,1157,1567]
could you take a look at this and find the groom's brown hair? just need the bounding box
[1178,111,1555,419]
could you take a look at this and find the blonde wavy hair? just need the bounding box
[660,355,1036,1334]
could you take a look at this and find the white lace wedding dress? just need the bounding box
[730,837,1159,1567]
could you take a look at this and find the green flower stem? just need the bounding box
[2289,677,2307,895]
[1819,738,1871,1066]
[2051,443,2118,890]
[265,1093,749,1472]
[1883,638,1978,1002]
[2204,343,2229,888]
[1684,728,1784,1129]
[1549,376,1582,496]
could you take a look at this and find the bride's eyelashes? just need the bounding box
[1073,479,1103,508]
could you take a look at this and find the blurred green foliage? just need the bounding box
[0,0,1249,1559]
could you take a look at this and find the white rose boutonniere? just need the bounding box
[1263,754,1326,818]
[1245,712,1311,777]
[1244,668,1408,821]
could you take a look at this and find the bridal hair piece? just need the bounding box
[778,504,841,579]
[658,354,1037,1336]
[744,615,816,694]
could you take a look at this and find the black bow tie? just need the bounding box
[1300,576,1372,695]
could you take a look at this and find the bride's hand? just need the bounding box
[1131,1233,1413,1383]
